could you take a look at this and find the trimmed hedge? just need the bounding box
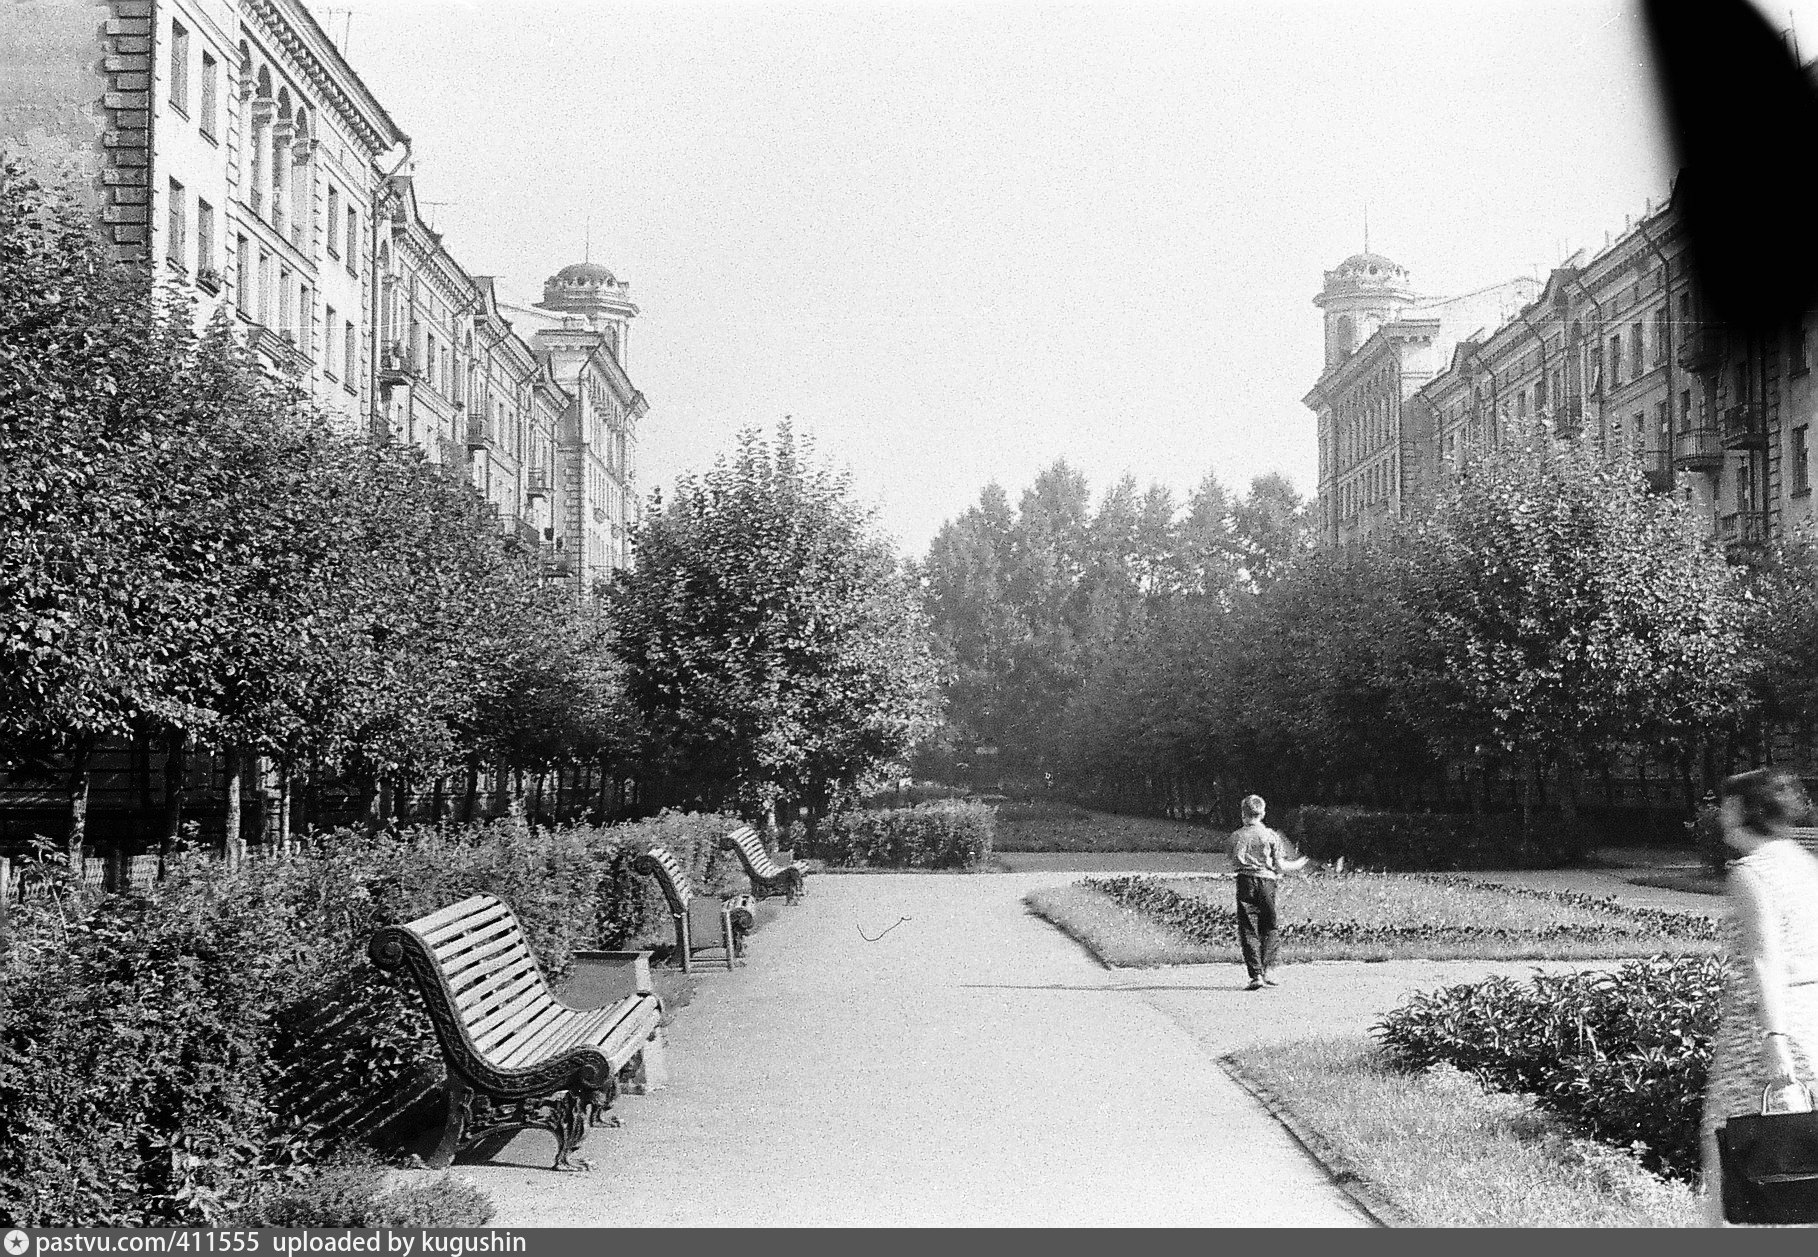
[0,809,741,1227]
[1372,955,1726,1181]
[804,800,994,869]
[1082,873,1718,949]
[1285,805,1574,871]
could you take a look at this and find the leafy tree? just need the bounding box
[611,424,939,833]
[1399,420,1754,830]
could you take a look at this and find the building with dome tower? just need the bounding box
[1311,188,1818,564]
[501,259,649,590]
[1303,248,1537,546]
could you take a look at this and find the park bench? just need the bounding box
[632,845,751,972]
[720,824,805,904]
[368,892,666,1172]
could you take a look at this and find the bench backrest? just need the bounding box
[724,825,783,877]
[632,845,694,916]
[372,893,562,1063]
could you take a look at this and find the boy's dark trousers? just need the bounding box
[1235,873,1279,978]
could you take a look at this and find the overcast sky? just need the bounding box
[315,0,1813,555]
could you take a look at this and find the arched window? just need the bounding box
[249,67,273,218]
[289,106,311,249]
[271,89,292,234]
[1333,314,1355,358]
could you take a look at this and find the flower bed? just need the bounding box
[1066,872,1716,964]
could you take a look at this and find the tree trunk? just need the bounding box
[360,770,381,835]
[278,765,293,854]
[430,774,446,824]
[161,731,188,865]
[462,757,480,823]
[508,767,526,822]
[65,738,95,873]
[532,769,547,829]
[223,749,244,867]
[136,729,154,849]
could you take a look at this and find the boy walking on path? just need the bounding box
[1228,794,1306,991]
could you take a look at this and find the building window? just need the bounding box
[1654,307,1668,365]
[169,22,190,115]
[297,283,312,357]
[1608,334,1622,387]
[278,266,292,336]
[1632,412,1644,454]
[196,198,214,277]
[234,235,250,314]
[1796,323,1811,376]
[324,304,337,376]
[199,52,217,140]
[1630,322,1643,376]
[165,178,185,268]
[1680,388,1693,431]
[344,320,357,389]
[1654,401,1668,449]
[326,186,340,258]
[346,208,359,276]
[257,251,271,325]
[1797,426,1811,495]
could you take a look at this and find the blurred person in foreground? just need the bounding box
[1228,793,1306,991]
[1702,767,1818,1225]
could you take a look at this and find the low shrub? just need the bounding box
[1084,873,1717,952]
[1285,806,1575,871]
[0,809,742,1227]
[231,1156,492,1227]
[805,800,994,868]
[1371,954,1726,1181]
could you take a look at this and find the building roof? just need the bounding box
[551,261,619,287]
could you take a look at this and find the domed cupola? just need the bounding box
[1314,249,1415,368]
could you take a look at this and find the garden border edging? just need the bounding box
[1216,1052,1413,1229]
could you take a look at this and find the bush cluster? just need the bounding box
[1082,874,1717,949]
[1371,955,1727,1181]
[803,801,994,868]
[0,811,740,1227]
[1284,806,1574,871]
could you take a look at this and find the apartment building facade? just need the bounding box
[1306,193,1818,554]
[4,0,653,592]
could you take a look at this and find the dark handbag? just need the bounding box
[1719,1084,1818,1225]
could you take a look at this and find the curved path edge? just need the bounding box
[1216,1053,1411,1229]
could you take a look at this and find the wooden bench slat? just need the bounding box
[487,1003,581,1068]
[456,961,545,1020]
[408,894,503,938]
[430,912,520,964]
[475,1000,573,1063]
[472,996,566,1058]
[462,979,556,1044]
[437,927,532,983]
[420,902,513,950]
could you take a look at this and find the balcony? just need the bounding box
[1673,426,1724,472]
[511,518,541,550]
[544,548,576,579]
[248,324,307,376]
[1554,394,1585,439]
[378,341,417,387]
[526,466,550,499]
[1678,325,1722,372]
[1720,402,1766,450]
[1720,509,1770,559]
[1642,448,1676,493]
[466,413,493,452]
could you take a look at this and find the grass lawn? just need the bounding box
[1025,871,1717,966]
[1223,1037,1700,1227]
[1624,870,1724,897]
[994,803,1223,853]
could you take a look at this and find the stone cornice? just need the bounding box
[242,0,407,156]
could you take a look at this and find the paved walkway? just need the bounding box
[462,872,1373,1227]
[456,862,1723,1227]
